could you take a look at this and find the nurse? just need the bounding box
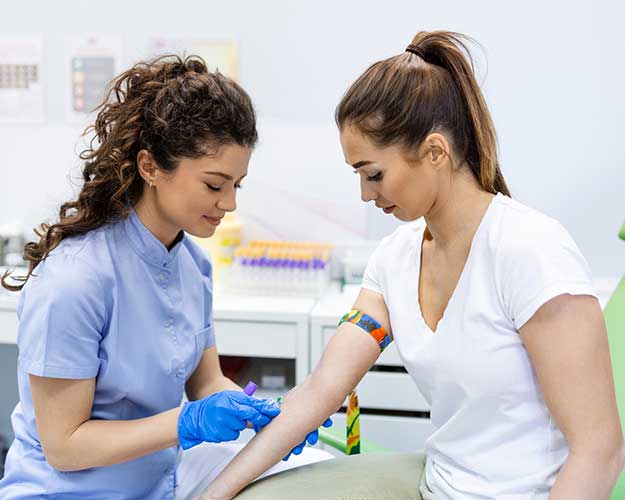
[0,55,330,499]
[200,31,625,499]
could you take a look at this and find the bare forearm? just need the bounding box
[48,406,182,471]
[203,324,379,500]
[549,447,625,500]
[204,373,345,499]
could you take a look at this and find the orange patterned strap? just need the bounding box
[338,309,392,351]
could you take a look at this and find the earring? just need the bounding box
[148,180,154,187]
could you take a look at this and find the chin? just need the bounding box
[394,210,420,223]
[186,224,217,239]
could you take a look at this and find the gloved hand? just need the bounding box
[282,417,333,461]
[178,390,280,450]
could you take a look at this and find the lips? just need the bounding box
[382,205,396,214]
[203,215,223,225]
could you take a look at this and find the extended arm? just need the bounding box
[201,288,391,500]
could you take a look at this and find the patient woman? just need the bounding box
[200,31,625,500]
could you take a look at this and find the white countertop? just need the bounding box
[1,271,620,345]
[212,286,318,322]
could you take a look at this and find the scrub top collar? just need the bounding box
[123,206,185,269]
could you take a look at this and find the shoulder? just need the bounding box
[489,195,575,260]
[488,195,593,291]
[487,196,595,328]
[23,229,110,304]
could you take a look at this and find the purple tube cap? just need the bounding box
[243,381,258,396]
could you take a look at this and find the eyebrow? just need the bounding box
[346,160,373,169]
[202,171,233,180]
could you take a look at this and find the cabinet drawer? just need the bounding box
[322,327,403,366]
[349,371,430,412]
[0,310,18,345]
[215,320,297,358]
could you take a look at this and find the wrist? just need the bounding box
[178,401,201,450]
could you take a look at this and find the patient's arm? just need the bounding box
[200,288,391,500]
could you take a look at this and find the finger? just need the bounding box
[218,410,248,433]
[229,417,248,432]
[230,393,281,418]
[252,414,271,429]
[306,430,319,446]
[254,399,281,417]
[231,403,268,423]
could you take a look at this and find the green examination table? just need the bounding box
[607,220,625,500]
[236,220,625,499]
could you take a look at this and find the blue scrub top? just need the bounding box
[0,208,216,499]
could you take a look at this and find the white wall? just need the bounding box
[0,0,623,278]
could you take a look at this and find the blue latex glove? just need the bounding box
[282,417,333,461]
[178,390,280,450]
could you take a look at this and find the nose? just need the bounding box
[216,189,237,212]
[360,176,377,203]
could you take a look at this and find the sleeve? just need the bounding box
[498,219,597,330]
[17,253,106,379]
[361,242,384,295]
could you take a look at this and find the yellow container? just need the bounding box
[192,212,242,281]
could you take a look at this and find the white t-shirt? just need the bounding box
[361,193,597,500]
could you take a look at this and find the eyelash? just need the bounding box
[206,183,243,192]
[355,171,383,182]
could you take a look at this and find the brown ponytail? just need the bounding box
[336,30,510,197]
[2,54,258,292]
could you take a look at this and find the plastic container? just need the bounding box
[224,241,333,296]
[192,212,242,281]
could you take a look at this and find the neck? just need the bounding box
[423,169,495,252]
[133,192,181,250]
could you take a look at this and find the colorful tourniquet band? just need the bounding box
[338,309,391,351]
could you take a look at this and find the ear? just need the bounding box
[137,150,158,186]
[423,133,451,168]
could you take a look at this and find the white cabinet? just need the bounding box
[215,320,298,358]
[0,297,19,345]
[212,290,316,384]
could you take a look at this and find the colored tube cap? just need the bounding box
[243,381,258,396]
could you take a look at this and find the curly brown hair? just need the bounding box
[2,54,258,292]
